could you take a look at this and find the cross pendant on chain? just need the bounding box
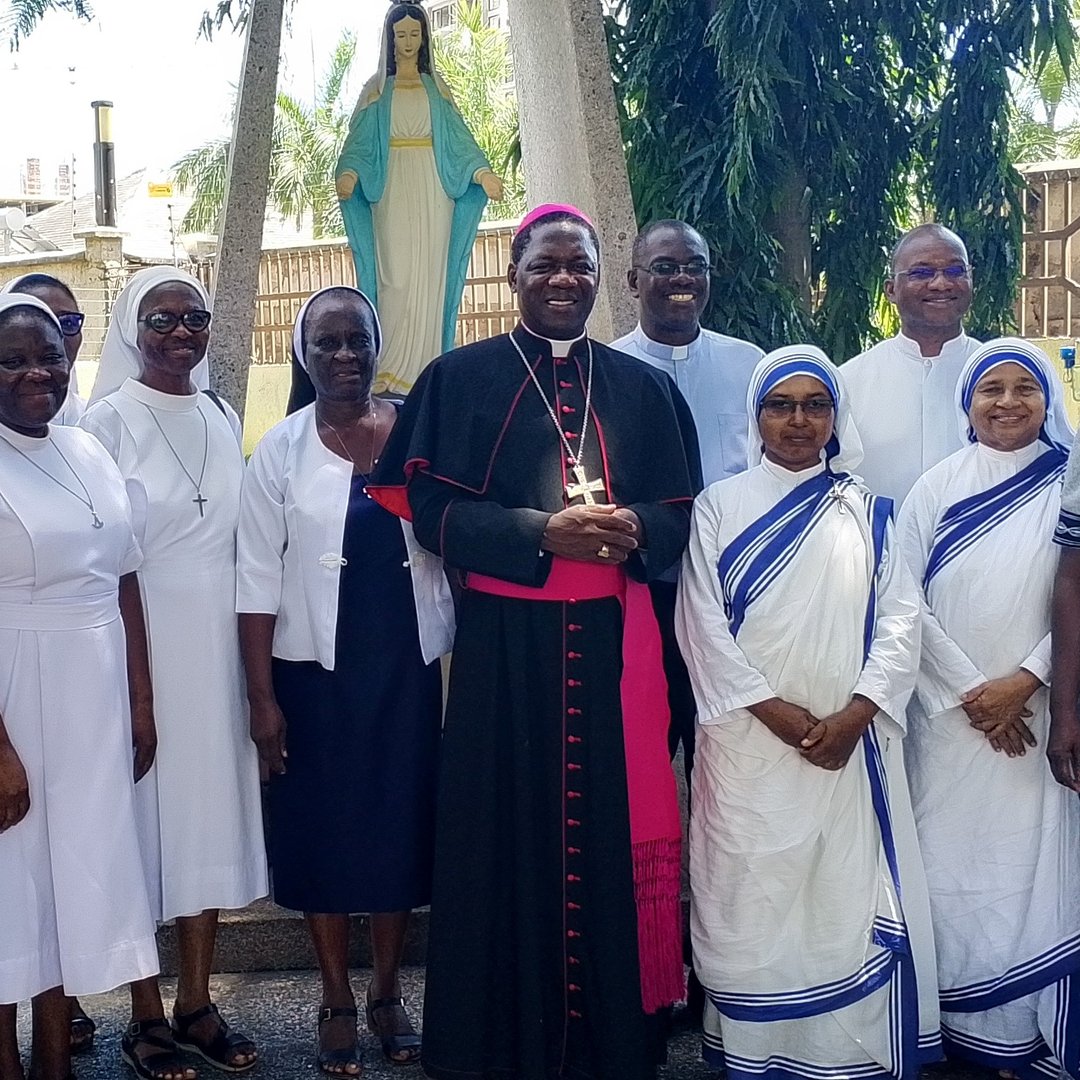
[193,492,208,518]
[566,465,606,506]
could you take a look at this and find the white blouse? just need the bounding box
[236,405,454,669]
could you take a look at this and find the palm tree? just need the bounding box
[1010,21,1080,162]
[171,31,355,238]
[2,0,91,49]
[432,0,525,219]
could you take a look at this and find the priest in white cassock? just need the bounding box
[897,338,1080,1079]
[81,267,266,1078]
[0,293,158,1080]
[613,218,763,1028]
[842,224,981,506]
[676,346,941,1080]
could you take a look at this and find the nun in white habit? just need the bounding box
[0,293,157,1079]
[1,273,88,425]
[80,266,266,1076]
[676,346,940,1080]
[897,338,1080,1080]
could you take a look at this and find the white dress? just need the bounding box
[898,441,1080,1074]
[0,422,158,1002]
[371,85,454,396]
[676,459,941,1077]
[80,379,267,923]
[842,333,981,505]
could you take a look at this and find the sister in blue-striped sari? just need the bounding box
[677,346,940,1080]
[897,338,1080,1080]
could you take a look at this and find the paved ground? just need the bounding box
[13,968,985,1080]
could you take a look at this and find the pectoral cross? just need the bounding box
[828,483,846,514]
[193,492,208,518]
[566,465,606,506]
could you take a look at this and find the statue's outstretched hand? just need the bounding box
[479,170,504,202]
[336,171,359,200]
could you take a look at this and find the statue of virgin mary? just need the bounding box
[336,1,503,395]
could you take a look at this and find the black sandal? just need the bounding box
[70,1006,96,1055]
[121,1018,190,1080]
[172,1004,256,1074]
[365,991,421,1065]
[317,1006,362,1077]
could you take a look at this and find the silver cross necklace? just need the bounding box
[509,331,605,505]
[4,436,103,528]
[143,404,211,518]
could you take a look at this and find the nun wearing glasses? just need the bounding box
[1,273,88,425]
[80,267,266,1079]
[897,339,1080,1079]
[676,346,940,1080]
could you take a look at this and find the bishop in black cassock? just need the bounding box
[370,205,701,1080]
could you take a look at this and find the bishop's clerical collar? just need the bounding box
[631,323,702,362]
[517,322,587,359]
[895,328,969,361]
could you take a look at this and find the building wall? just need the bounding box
[423,0,509,31]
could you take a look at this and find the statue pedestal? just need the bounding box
[507,0,638,342]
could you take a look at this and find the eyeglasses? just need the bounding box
[759,398,835,419]
[634,260,711,278]
[896,265,970,283]
[138,309,212,334]
[57,312,85,338]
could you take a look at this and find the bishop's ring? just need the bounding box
[597,544,611,559]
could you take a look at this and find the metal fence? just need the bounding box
[193,224,517,365]
[1018,161,1080,339]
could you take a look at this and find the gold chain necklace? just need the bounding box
[319,402,382,474]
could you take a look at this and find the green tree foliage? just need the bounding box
[1009,37,1080,161]
[610,0,1076,360]
[432,0,526,220]
[3,0,91,50]
[171,32,355,239]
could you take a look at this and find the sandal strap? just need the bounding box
[367,996,406,1013]
[319,1006,359,1024]
[125,1018,175,1051]
[172,1003,256,1061]
[173,1002,221,1030]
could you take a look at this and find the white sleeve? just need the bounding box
[223,400,244,450]
[895,481,986,717]
[1022,633,1052,686]
[675,491,775,723]
[236,433,288,615]
[852,519,921,738]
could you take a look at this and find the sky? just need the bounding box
[0,0,390,196]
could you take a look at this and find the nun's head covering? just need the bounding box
[89,267,211,404]
[286,285,382,415]
[956,337,1073,451]
[0,292,63,335]
[746,345,864,474]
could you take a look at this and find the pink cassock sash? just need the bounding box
[467,557,685,1013]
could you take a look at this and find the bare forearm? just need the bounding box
[239,613,278,706]
[1051,550,1080,716]
[119,573,153,711]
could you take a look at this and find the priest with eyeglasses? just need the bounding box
[369,203,700,1080]
[841,223,982,506]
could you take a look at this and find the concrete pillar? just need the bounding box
[208,0,286,419]
[507,0,638,341]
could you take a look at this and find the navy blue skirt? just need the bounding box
[268,474,443,914]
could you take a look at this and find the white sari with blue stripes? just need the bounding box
[898,439,1080,1080]
[677,458,939,1080]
